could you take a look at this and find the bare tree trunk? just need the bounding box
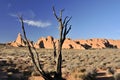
[53,6,72,80]
[17,6,71,80]
[18,16,53,80]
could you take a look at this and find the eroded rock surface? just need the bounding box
[8,33,120,49]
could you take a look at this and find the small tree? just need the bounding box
[53,7,72,79]
[19,16,53,80]
[18,6,71,80]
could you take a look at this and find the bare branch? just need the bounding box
[62,17,72,42]
[66,25,71,35]
[63,16,68,25]
[60,9,64,19]
[53,41,57,62]
[53,6,59,20]
[31,43,43,72]
[64,16,72,27]
[18,15,42,73]
[62,28,67,43]
[18,15,53,80]
[53,7,72,80]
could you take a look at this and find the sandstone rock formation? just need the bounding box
[8,33,120,49]
[75,38,116,49]
[10,33,26,47]
[35,37,85,49]
[10,33,33,47]
[62,38,85,49]
[108,39,120,48]
[34,36,54,49]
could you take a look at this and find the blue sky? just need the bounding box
[1,0,120,43]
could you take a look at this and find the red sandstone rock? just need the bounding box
[10,33,33,47]
[63,38,85,49]
[8,33,120,49]
[108,39,120,48]
[34,36,54,49]
[75,38,115,49]
[10,33,26,47]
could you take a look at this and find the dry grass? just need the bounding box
[1,45,120,80]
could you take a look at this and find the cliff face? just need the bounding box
[9,33,120,49]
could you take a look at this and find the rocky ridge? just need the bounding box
[9,33,120,49]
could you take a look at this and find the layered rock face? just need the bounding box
[9,33,120,49]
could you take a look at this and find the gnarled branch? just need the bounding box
[18,15,53,80]
[53,7,72,80]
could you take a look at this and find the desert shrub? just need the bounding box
[106,67,115,75]
[67,68,86,80]
[67,67,97,80]
[31,70,41,76]
[83,68,97,80]
[114,72,120,80]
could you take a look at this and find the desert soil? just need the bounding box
[0,44,120,80]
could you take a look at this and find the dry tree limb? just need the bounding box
[53,6,72,80]
[18,16,53,80]
[17,6,71,80]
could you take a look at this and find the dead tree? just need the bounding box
[18,16,53,80]
[18,6,71,80]
[53,6,72,79]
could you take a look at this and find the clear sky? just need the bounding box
[1,0,120,43]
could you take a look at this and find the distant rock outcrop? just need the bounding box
[62,38,85,49]
[34,36,54,49]
[10,33,33,47]
[10,33,26,47]
[8,33,120,49]
[108,39,120,48]
[75,38,116,49]
[34,37,85,49]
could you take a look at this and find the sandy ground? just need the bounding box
[0,44,120,80]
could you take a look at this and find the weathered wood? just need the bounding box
[53,6,72,80]
[18,6,71,80]
[18,16,53,80]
